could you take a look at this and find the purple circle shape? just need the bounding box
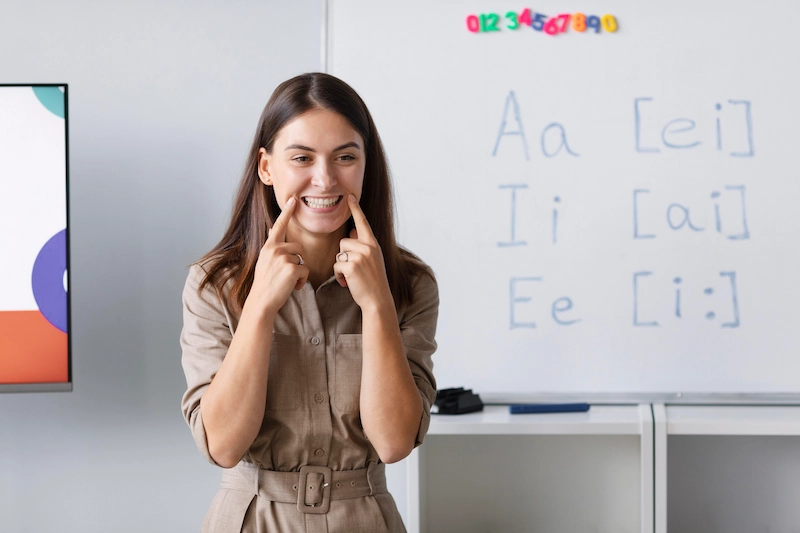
[31,229,68,333]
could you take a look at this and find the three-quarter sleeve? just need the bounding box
[180,263,234,466]
[399,270,439,447]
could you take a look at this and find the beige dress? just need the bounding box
[180,261,438,533]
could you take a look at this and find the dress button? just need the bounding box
[314,449,325,457]
[314,393,325,403]
[311,336,321,345]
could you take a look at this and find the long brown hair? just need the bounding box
[197,72,430,313]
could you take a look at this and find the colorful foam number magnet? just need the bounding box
[480,13,501,31]
[601,14,618,32]
[505,11,519,30]
[466,14,480,32]
[555,13,571,34]
[531,12,547,31]
[586,15,601,33]
[572,12,587,32]
[518,8,532,26]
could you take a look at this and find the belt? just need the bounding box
[222,461,387,515]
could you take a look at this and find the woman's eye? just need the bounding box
[338,154,355,162]
[293,156,311,163]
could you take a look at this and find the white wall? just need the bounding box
[0,2,327,531]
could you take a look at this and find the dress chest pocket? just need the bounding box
[265,333,301,411]
[334,334,363,412]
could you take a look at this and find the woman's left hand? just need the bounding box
[334,194,393,310]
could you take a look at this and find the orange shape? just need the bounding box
[0,310,68,384]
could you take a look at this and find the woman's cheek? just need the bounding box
[273,187,296,211]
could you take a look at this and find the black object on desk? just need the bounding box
[434,387,484,415]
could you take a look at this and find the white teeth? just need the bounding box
[304,196,340,208]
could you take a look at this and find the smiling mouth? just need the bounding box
[302,196,342,209]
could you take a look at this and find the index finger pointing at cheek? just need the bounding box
[268,196,297,244]
[347,194,376,243]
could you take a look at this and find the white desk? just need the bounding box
[402,404,800,533]
[407,404,653,533]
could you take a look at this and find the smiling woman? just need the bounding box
[180,73,439,533]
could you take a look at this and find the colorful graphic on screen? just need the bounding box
[0,85,69,385]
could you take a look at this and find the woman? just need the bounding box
[180,72,438,533]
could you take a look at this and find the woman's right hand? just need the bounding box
[248,196,309,317]
[200,197,306,467]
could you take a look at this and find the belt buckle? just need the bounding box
[296,465,332,514]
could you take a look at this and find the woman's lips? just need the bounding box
[302,195,343,210]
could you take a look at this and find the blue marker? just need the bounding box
[509,403,591,414]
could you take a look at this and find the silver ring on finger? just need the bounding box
[295,254,304,266]
[336,251,348,263]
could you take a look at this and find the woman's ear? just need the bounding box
[257,147,272,186]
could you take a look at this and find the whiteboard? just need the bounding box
[327,0,800,398]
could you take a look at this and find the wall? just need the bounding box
[0,2,325,530]
[3,2,800,532]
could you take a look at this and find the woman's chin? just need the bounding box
[291,218,349,240]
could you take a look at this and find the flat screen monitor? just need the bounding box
[0,84,70,392]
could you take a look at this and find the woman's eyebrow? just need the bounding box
[284,142,362,152]
[333,142,361,151]
[285,144,315,152]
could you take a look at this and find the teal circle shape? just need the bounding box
[32,86,65,118]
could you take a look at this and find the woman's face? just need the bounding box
[258,108,365,241]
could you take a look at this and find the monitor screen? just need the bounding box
[0,84,70,392]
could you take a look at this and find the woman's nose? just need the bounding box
[311,161,337,190]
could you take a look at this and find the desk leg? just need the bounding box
[406,445,428,533]
[639,403,654,533]
[652,404,667,533]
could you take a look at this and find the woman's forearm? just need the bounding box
[200,199,309,467]
[200,302,276,468]
[359,301,423,463]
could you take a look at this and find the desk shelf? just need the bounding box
[652,404,800,533]
[406,404,653,533]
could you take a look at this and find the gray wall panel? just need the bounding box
[0,2,321,530]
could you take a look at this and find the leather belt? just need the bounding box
[222,461,387,515]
